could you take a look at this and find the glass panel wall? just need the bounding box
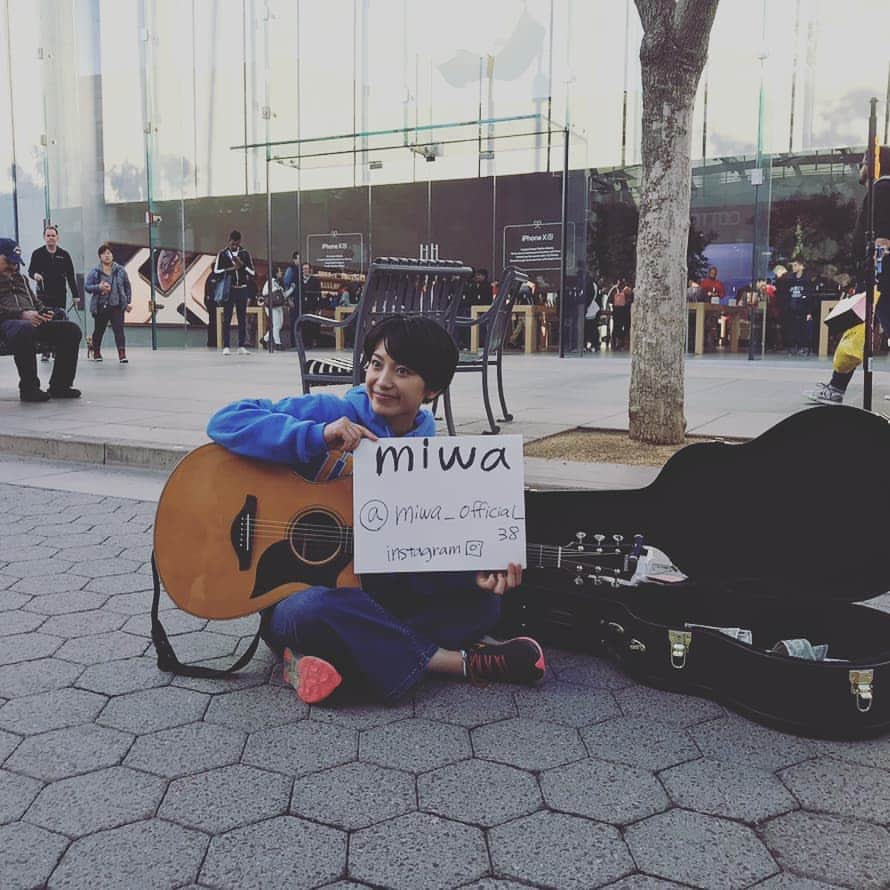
[2,0,887,360]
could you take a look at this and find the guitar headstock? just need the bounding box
[528,532,685,588]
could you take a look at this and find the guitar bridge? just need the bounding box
[230,495,257,571]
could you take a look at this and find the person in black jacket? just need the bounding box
[214,230,256,355]
[296,262,323,348]
[28,225,80,362]
[785,257,813,355]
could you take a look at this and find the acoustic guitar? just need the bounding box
[153,443,659,620]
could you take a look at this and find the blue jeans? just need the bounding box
[221,288,249,347]
[260,578,501,703]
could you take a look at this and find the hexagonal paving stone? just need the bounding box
[0,631,63,666]
[360,718,471,774]
[691,717,816,771]
[351,811,488,890]
[0,728,21,763]
[514,681,620,727]
[140,630,238,664]
[661,758,798,824]
[489,810,633,888]
[104,591,156,614]
[67,556,142,579]
[22,589,107,615]
[292,761,415,829]
[0,769,42,823]
[580,716,701,771]
[75,655,171,695]
[418,759,541,827]
[0,822,68,890]
[617,685,725,727]
[0,657,82,699]
[40,608,126,637]
[54,543,125,563]
[200,815,346,890]
[204,685,305,732]
[0,544,55,563]
[5,723,133,781]
[85,573,154,595]
[55,630,148,664]
[310,696,413,730]
[124,721,246,778]
[815,735,890,769]
[413,677,518,727]
[457,881,549,890]
[173,661,275,694]
[206,615,261,637]
[471,717,585,771]
[780,757,890,823]
[0,688,106,734]
[0,590,31,611]
[24,766,166,837]
[159,764,291,833]
[548,650,638,689]
[541,758,669,824]
[49,818,207,889]
[3,558,74,578]
[13,573,89,595]
[626,809,778,889]
[98,686,210,734]
[762,811,890,889]
[120,609,208,638]
[243,720,357,778]
[752,877,845,890]
[0,612,44,636]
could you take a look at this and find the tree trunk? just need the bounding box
[629,0,719,444]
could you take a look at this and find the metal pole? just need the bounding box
[863,98,878,411]
[749,0,767,362]
[263,1,273,353]
[5,0,20,242]
[559,127,569,358]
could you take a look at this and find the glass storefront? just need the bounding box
[1,0,887,356]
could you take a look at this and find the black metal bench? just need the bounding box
[294,257,473,394]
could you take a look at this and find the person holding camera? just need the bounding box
[214,230,256,355]
[0,238,82,401]
[261,265,288,348]
[84,243,132,363]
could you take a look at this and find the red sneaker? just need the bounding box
[282,648,342,704]
[464,637,546,687]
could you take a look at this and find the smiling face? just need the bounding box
[364,342,437,435]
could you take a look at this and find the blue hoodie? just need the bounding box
[207,385,436,477]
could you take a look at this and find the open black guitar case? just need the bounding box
[503,406,890,739]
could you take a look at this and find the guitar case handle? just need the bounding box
[150,552,262,678]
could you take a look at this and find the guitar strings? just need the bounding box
[239,522,629,562]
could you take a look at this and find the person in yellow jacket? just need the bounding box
[807,146,890,405]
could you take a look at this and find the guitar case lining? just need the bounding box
[501,406,890,738]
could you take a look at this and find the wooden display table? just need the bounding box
[468,304,551,353]
[687,303,751,355]
[216,306,266,350]
[334,305,356,350]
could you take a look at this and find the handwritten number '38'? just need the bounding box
[497,526,520,542]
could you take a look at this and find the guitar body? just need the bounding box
[154,444,359,619]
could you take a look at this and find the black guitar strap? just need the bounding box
[150,552,263,678]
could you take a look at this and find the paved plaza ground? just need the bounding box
[2,347,890,888]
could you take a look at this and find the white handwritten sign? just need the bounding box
[352,435,526,573]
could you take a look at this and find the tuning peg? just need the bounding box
[575,531,586,550]
[593,533,605,552]
[612,534,624,552]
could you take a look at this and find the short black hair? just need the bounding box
[97,243,112,257]
[362,315,458,396]
[229,230,242,242]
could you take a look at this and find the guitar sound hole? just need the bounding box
[289,510,343,566]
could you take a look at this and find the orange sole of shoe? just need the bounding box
[282,649,342,704]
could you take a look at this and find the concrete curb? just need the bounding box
[0,433,189,472]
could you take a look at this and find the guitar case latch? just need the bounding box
[669,629,692,670]
[849,669,874,714]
